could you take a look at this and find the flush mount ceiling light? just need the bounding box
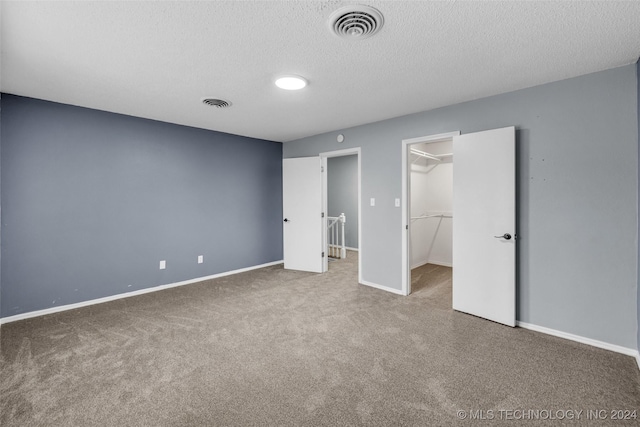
[201,97,231,108]
[328,5,384,40]
[275,75,308,90]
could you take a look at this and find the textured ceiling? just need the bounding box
[2,1,640,142]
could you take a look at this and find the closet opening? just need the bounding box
[401,131,459,296]
[409,138,453,296]
[401,128,516,324]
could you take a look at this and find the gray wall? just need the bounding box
[284,65,639,350]
[1,94,283,317]
[637,59,640,355]
[327,155,358,249]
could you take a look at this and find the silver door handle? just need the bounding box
[494,233,512,240]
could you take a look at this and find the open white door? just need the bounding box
[283,157,323,273]
[452,126,516,326]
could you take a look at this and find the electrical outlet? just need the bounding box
[159,260,166,270]
[198,255,204,264]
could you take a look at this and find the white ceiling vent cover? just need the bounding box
[328,5,384,40]
[201,98,232,108]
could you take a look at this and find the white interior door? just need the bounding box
[283,157,323,273]
[452,126,516,326]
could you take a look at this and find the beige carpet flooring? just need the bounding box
[2,251,640,426]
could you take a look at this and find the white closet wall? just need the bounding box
[410,140,453,268]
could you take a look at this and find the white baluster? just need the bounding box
[333,222,338,258]
[340,213,346,259]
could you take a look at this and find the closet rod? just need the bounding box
[410,149,441,161]
[410,149,453,161]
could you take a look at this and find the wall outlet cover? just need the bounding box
[159,260,166,270]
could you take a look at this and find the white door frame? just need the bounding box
[401,131,460,295]
[320,147,362,283]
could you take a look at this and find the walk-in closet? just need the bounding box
[409,138,453,295]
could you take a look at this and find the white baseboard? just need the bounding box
[0,260,284,325]
[411,260,429,270]
[428,260,453,268]
[360,279,405,296]
[411,259,453,269]
[517,321,639,362]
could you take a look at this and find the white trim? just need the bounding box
[637,353,640,371]
[517,321,640,359]
[319,147,360,158]
[411,259,453,269]
[401,131,460,296]
[0,260,284,325]
[322,156,329,272]
[427,260,453,268]
[360,279,405,295]
[411,260,430,270]
[402,131,461,146]
[320,147,362,285]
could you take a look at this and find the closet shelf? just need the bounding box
[411,213,453,220]
[410,148,453,162]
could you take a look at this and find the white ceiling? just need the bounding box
[2,1,639,142]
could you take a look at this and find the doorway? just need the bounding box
[409,139,453,297]
[401,127,516,327]
[321,148,362,281]
[402,132,458,296]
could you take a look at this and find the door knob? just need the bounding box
[494,233,512,240]
[283,218,289,222]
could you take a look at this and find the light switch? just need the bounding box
[370,198,375,207]
[395,198,400,207]
[159,260,166,270]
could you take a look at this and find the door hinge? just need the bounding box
[322,252,325,258]
[406,225,409,230]
[321,166,325,172]
[321,212,325,218]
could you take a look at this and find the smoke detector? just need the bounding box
[201,98,232,108]
[328,5,384,40]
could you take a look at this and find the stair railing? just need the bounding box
[327,213,346,259]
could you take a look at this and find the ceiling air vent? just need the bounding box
[328,5,384,40]
[201,98,231,108]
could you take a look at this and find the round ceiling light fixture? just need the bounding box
[328,5,384,40]
[275,75,308,90]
